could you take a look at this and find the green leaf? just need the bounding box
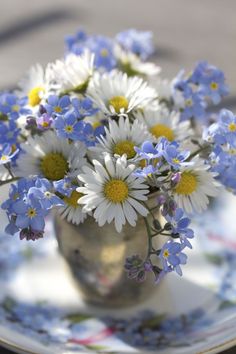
[65,313,91,323]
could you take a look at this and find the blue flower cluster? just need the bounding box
[157,206,194,279]
[29,94,104,147]
[125,206,194,282]
[65,28,155,71]
[0,120,21,147]
[203,109,236,192]
[0,92,31,120]
[172,61,229,121]
[134,138,191,178]
[116,29,155,60]
[2,177,64,240]
[0,143,19,165]
[165,208,194,248]
[126,139,195,281]
[160,240,187,277]
[0,96,22,167]
[65,30,116,71]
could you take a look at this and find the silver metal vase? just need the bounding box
[54,194,160,308]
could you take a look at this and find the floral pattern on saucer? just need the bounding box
[1,194,236,353]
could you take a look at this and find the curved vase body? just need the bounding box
[54,196,160,307]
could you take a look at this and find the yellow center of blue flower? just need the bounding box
[113,140,136,159]
[229,148,236,155]
[27,207,37,218]
[54,106,62,113]
[108,96,129,113]
[100,48,109,57]
[64,190,83,208]
[228,123,236,132]
[104,179,129,203]
[185,98,193,107]
[40,152,68,181]
[42,121,49,128]
[175,172,198,195]
[210,82,218,90]
[65,125,74,133]
[163,249,169,258]
[150,124,174,141]
[172,158,180,164]
[28,86,45,107]
[12,105,20,112]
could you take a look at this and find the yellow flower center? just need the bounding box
[42,122,49,128]
[40,152,68,181]
[108,96,129,113]
[54,106,62,113]
[27,207,37,218]
[64,190,83,208]
[185,98,193,107]
[12,105,20,112]
[104,179,129,203]
[210,82,218,90]
[92,121,102,129]
[28,86,45,107]
[229,148,236,155]
[163,249,169,258]
[172,158,180,164]
[65,125,74,133]
[150,124,174,141]
[175,171,198,195]
[228,123,236,132]
[100,48,109,57]
[113,140,136,159]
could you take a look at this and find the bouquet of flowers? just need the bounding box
[0,28,234,283]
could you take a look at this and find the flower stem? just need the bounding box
[188,144,210,160]
[4,164,15,178]
[143,201,158,220]
[144,216,153,261]
[0,177,19,187]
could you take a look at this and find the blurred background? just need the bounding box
[0,0,235,353]
[0,0,235,111]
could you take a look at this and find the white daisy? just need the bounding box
[87,70,157,116]
[49,50,94,94]
[136,107,192,142]
[58,190,88,225]
[114,45,161,77]
[15,131,86,181]
[173,156,220,214]
[17,63,54,108]
[77,154,149,232]
[90,116,151,160]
